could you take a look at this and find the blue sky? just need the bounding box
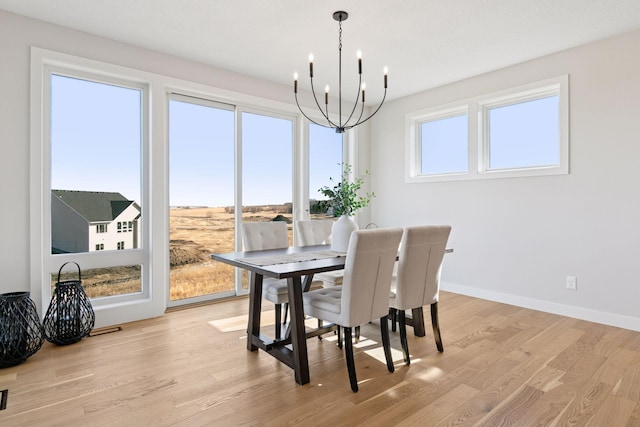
[51,75,142,203]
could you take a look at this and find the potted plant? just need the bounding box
[318,163,374,251]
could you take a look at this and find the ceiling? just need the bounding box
[2,0,640,104]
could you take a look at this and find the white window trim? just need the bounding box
[31,48,159,326]
[406,104,470,181]
[406,75,569,183]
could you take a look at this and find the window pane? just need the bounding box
[487,95,559,170]
[169,99,235,301]
[242,112,293,212]
[52,265,141,299]
[50,75,141,254]
[309,123,342,216]
[420,114,468,175]
[241,112,293,289]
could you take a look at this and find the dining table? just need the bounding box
[211,244,346,385]
[211,244,453,385]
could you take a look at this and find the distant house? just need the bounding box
[51,190,141,254]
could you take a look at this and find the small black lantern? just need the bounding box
[43,262,95,345]
[0,291,44,368]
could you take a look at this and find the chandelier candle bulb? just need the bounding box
[384,67,388,88]
[361,82,366,102]
[292,10,387,133]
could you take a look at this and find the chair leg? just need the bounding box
[379,315,395,373]
[337,325,343,349]
[355,326,360,343]
[274,304,282,340]
[398,310,410,365]
[282,302,289,326]
[431,302,444,352]
[343,327,358,392]
[390,308,397,332]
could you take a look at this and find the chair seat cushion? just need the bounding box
[262,279,289,304]
[303,286,342,324]
[315,270,344,287]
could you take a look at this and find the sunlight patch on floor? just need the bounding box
[415,366,445,382]
[208,312,276,332]
[363,346,403,365]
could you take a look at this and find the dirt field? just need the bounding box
[68,206,314,301]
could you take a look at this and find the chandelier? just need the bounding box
[293,11,387,133]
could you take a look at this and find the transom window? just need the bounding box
[406,75,568,182]
[418,109,468,176]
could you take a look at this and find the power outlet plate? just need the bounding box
[566,276,577,290]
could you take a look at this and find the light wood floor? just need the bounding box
[2,291,640,426]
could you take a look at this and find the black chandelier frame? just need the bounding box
[294,11,387,133]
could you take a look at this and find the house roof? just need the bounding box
[52,190,139,223]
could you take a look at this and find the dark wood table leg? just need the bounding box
[287,276,310,385]
[411,307,426,337]
[247,272,263,351]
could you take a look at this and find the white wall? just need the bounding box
[370,29,640,331]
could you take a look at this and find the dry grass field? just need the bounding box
[169,206,296,300]
[65,206,311,301]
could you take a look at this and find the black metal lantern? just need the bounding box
[43,262,95,345]
[0,291,44,368]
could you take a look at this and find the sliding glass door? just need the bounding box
[168,95,235,302]
[169,100,296,301]
[240,111,294,290]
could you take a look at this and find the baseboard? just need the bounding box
[441,281,640,332]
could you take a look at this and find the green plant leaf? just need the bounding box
[318,163,375,217]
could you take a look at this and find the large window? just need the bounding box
[48,73,145,299]
[406,75,569,182]
[32,48,153,327]
[168,95,235,302]
[308,123,343,216]
[241,111,294,223]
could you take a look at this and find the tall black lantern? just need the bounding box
[43,262,95,345]
[0,291,44,368]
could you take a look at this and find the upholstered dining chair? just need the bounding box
[302,227,403,392]
[296,219,343,288]
[241,221,290,340]
[389,225,451,365]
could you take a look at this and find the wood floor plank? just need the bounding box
[2,291,640,426]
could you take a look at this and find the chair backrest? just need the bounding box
[340,227,403,327]
[393,225,451,310]
[296,219,334,246]
[241,221,289,251]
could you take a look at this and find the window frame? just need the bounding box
[31,48,154,325]
[407,105,470,179]
[406,75,569,183]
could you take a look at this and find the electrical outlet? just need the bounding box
[566,276,577,290]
